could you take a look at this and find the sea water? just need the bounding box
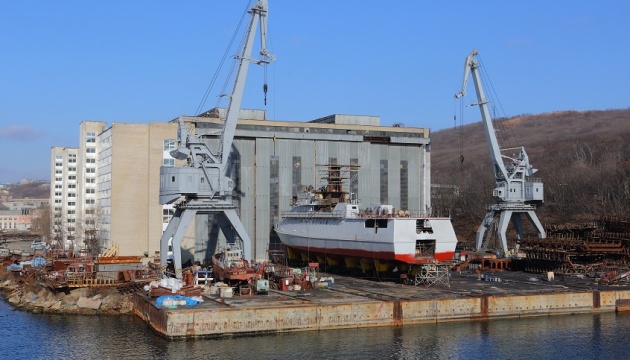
[1,298,628,359]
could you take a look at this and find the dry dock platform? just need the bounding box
[133,271,630,338]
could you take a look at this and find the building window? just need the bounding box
[55,185,62,189]
[87,148,96,154]
[269,156,280,246]
[68,175,76,180]
[86,158,96,163]
[86,178,95,184]
[400,160,408,211]
[68,184,76,189]
[162,208,175,223]
[68,167,77,172]
[54,199,62,204]
[380,160,388,204]
[55,162,63,167]
[87,132,96,143]
[68,158,76,163]
[164,139,176,151]
[68,193,76,198]
[55,155,63,160]
[86,189,95,194]
[55,177,62,182]
[67,210,75,215]
[67,202,76,206]
[86,199,95,205]
[54,192,62,197]
[55,170,62,174]
[163,158,175,167]
[86,168,96,173]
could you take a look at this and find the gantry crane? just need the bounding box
[159,0,274,278]
[455,49,545,257]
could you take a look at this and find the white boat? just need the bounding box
[274,165,458,273]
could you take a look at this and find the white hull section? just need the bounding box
[275,216,457,264]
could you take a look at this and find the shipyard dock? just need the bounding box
[133,270,630,338]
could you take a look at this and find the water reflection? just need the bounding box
[2,298,629,360]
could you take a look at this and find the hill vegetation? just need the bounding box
[430,109,630,245]
[1,181,49,199]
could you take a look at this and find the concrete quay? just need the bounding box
[132,271,630,339]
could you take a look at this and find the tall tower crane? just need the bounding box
[159,0,274,278]
[455,49,545,257]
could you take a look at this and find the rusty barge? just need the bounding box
[133,269,630,339]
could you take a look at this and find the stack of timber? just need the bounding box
[517,216,630,275]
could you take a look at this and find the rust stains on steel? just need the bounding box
[517,216,630,275]
[393,301,403,326]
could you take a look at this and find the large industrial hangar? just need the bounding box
[182,109,432,263]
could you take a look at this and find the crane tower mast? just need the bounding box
[455,49,546,257]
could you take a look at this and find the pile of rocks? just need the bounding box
[0,275,134,315]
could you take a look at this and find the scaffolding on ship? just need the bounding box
[412,263,451,288]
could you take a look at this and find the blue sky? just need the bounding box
[1,1,628,183]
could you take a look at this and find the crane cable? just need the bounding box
[477,55,519,151]
[194,1,252,116]
[263,66,268,106]
[459,97,465,167]
[454,96,465,169]
[265,29,278,118]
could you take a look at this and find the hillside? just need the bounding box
[1,181,50,199]
[430,109,630,245]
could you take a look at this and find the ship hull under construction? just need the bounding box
[275,214,458,272]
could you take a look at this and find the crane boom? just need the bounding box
[220,0,274,170]
[455,49,507,185]
[455,49,546,257]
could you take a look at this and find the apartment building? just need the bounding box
[51,121,178,256]
[50,146,79,248]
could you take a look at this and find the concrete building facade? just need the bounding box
[0,199,49,232]
[0,210,32,231]
[97,122,179,257]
